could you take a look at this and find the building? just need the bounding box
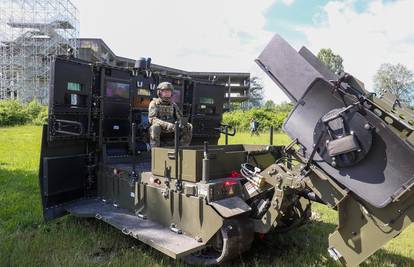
[0,0,249,108]
[78,38,250,110]
[0,0,79,103]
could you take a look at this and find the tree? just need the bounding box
[317,48,344,74]
[264,100,275,110]
[374,63,414,106]
[248,76,264,108]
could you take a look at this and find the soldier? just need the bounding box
[148,82,193,147]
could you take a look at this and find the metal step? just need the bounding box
[64,198,206,259]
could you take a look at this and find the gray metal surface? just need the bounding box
[210,196,251,218]
[255,34,322,103]
[107,162,152,173]
[298,46,338,81]
[284,78,414,208]
[64,198,205,258]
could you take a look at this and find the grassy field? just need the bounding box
[0,125,413,267]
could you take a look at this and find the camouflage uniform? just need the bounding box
[148,97,193,147]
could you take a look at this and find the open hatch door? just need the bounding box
[256,34,414,266]
[190,82,226,144]
[39,57,94,221]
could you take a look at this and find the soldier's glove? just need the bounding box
[178,117,189,128]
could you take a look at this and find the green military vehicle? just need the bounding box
[39,35,414,266]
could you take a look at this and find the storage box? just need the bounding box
[151,145,252,182]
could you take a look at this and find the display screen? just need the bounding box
[67,82,81,91]
[106,81,130,99]
[200,97,214,104]
[137,88,150,96]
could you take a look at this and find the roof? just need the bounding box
[77,38,250,77]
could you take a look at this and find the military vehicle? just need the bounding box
[39,35,414,266]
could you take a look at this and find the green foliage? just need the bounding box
[317,48,344,74]
[218,131,291,145]
[0,100,29,126]
[264,100,275,110]
[223,102,293,131]
[374,63,414,106]
[248,76,265,108]
[25,100,43,118]
[33,108,48,125]
[0,99,48,126]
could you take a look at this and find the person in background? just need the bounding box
[250,117,259,136]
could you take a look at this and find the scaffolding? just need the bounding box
[0,0,79,103]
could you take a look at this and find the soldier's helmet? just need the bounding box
[157,82,174,100]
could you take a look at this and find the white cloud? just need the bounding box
[71,0,289,103]
[281,0,295,6]
[298,0,414,91]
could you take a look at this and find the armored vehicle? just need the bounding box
[39,35,414,266]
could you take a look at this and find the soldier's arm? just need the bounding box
[148,100,173,129]
[148,101,162,125]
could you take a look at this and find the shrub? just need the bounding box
[222,103,293,132]
[25,100,44,120]
[33,108,48,125]
[0,99,48,126]
[0,100,30,126]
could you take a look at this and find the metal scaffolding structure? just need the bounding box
[0,0,79,103]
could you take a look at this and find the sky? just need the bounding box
[71,0,414,103]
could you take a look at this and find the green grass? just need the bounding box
[0,126,413,266]
[218,131,291,146]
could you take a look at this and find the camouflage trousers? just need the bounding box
[149,122,193,147]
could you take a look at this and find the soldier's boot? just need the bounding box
[149,124,162,147]
[180,123,193,146]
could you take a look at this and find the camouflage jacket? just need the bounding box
[148,98,182,125]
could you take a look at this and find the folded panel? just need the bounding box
[298,46,339,81]
[255,34,322,103]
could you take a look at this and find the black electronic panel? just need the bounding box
[105,81,130,99]
[191,83,226,143]
[50,57,93,111]
[42,155,86,196]
[103,102,130,118]
[48,57,93,141]
[103,119,130,138]
[192,83,225,115]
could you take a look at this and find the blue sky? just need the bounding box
[71,0,414,103]
[263,0,395,47]
[264,0,328,44]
